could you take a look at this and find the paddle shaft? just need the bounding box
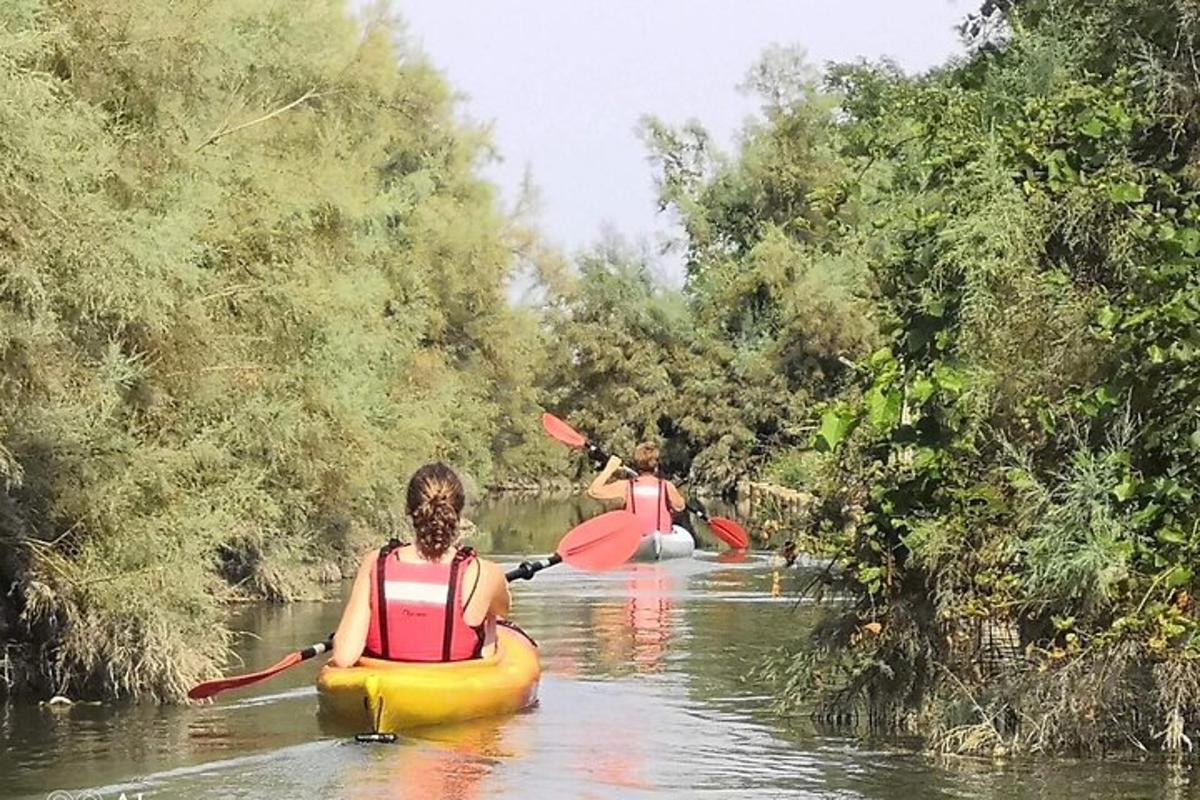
[506,552,563,581]
[302,639,333,659]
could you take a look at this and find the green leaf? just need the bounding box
[913,447,941,474]
[1131,502,1162,527]
[858,566,884,593]
[867,347,895,370]
[816,408,859,452]
[1148,344,1166,364]
[1078,118,1106,138]
[1046,150,1078,190]
[1179,228,1200,256]
[933,363,967,397]
[1157,528,1187,546]
[866,386,903,431]
[1120,307,1157,329]
[1164,566,1193,589]
[1112,475,1140,502]
[1096,305,1121,330]
[1109,182,1145,203]
[1006,467,1036,489]
[911,375,935,404]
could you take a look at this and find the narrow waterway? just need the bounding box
[1,497,1193,799]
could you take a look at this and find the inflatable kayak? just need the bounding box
[630,525,696,562]
[317,623,540,733]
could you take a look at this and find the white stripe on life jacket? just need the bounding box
[383,580,447,605]
[632,485,661,498]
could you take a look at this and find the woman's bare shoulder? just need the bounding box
[470,557,507,585]
[471,555,501,573]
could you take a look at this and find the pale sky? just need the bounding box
[390,1,974,284]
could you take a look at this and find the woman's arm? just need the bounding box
[463,559,511,626]
[666,481,686,512]
[331,552,375,668]
[487,561,511,619]
[587,455,628,502]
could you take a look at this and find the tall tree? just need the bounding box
[0,0,547,700]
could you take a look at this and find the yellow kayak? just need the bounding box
[317,624,540,733]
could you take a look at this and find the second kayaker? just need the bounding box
[331,462,511,667]
[587,441,686,536]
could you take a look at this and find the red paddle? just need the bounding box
[187,646,320,701]
[187,511,641,701]
[690,507,750,551]
[505,509,641,580]
[542,412,588,449]
[541,412,751,550]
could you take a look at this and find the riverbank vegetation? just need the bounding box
[544,0,1200,758]
[674,0,1200,757]
[0,0,562,701]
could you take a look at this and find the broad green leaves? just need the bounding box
[865,386,902,431]
[816,406,859,451]
[1108,182,1145,203]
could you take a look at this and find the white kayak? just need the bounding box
[630,525,696,562]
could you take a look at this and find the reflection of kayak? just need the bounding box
[630,526,695,561]
[317,624,540,733]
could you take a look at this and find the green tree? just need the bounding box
[757,0,1200,756]
[0,0,548,700]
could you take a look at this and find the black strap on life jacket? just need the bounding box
[628,476,667,531]
[441,547,475,662]
[657,479,665,531]
[374,538,403,659]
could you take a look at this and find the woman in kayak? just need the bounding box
[587,441,686,536]
[331,463,511,667]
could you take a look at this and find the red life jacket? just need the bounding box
[625,475,673,537]
[364,543,484,662]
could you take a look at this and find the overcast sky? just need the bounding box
[390,1,975,284]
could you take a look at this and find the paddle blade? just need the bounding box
[556,510,641,571]
[542,412,587,449]
[707,516,750,550]
[187,651,301,700]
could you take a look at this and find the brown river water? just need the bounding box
[1,497,1195,799]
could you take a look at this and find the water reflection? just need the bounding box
[591,565,679,674]
[337,718,519,800]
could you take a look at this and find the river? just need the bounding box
[1,497,1194,799]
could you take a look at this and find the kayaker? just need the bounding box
[587,442,686,536]
[771,540,798,568]
[331,463,511,667]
